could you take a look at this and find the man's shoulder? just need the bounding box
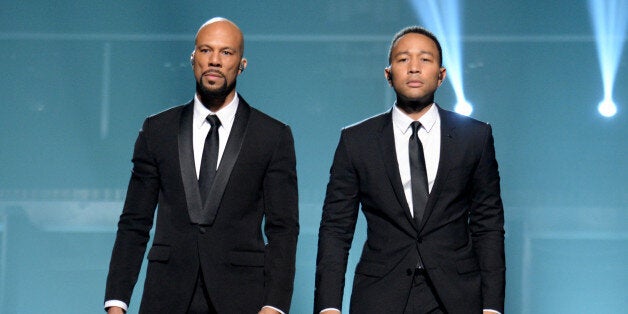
[238,96,291,133]
[148,101,191,120]
[438,105,490,129]
[248,106,288,128]
[343,111,389,134]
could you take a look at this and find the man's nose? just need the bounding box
[408,60,421,73]
[209,53,221,67]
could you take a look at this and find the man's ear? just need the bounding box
[238,58,248,73]
[384,66,392,84]
[437,67,447,86]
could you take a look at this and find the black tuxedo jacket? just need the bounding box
[314,106,505,314]
[105,97,299,313]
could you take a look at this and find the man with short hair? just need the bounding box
[314,26,505,314]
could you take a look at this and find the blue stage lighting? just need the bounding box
[588,0,627,118]
[409,0,473,116]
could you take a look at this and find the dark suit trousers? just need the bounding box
[403,269,446,314]
[187,268,217,314]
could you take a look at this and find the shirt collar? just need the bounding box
[193,93,239,130]
[392,103,439,135]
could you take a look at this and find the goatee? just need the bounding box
[196,78,237,110]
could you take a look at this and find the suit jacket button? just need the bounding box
[406,268,413,276]
[199,227,206,234]
[417,237,423,243]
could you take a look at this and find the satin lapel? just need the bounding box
[178,102,204,223]
[202,98,251,225]
[418,106,456,232]
[378,112,418,234]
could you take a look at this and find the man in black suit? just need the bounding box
[104,17,299,314]
[314,26,505,314]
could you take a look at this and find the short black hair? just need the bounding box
[387,26,443,67]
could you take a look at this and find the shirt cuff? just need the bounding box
[104,300,128,311]
[484,309,501,314]
[262,305,285,314]
[320,308,341,313]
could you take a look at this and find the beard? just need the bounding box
[196,73,237,107]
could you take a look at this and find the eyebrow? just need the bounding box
[196,44,238,51]
[394,50,435,57]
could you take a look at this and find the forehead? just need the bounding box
[392,33,438,55]
[195,21,243,49]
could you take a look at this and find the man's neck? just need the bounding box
[395,98,433,121]
[198,92,236,112]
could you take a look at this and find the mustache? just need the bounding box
[203,69,225,78]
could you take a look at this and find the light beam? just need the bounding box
[409,0,473,116]
[588,0,627,118]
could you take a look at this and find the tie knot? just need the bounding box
[206,114,221,128]
[410,121,422,138]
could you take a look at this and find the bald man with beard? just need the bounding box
[104,17,299,314]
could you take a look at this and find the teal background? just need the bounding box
[0,1,626,313]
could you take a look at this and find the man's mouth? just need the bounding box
[406,80,424,87]
[203,70,224,79]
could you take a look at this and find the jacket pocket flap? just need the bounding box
[456,257,480,274]
[147,245,171,262]
[229,251,265,266]
[355,260,388,277]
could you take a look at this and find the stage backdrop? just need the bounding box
[0,1,626,313]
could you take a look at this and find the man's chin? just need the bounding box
[199,85,227,97]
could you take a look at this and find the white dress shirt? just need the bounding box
[392,103,441,214]
[192,93,238,177]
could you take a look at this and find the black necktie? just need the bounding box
[409,121,429,224]
[198,115,221,206]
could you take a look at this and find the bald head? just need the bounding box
[195,17,245,56]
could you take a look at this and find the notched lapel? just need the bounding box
[378,113,418,235]
[418,107,456,232]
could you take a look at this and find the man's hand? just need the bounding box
[106,306,125,314]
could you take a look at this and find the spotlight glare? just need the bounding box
[409,0,473,115]
[598,99,617,117]
[454,99,473,116]
[588,0,627,118]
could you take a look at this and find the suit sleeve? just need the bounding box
[262,125,300,312]
[314,132,361,313]
[469,124,506,313]
[104,118,160,306]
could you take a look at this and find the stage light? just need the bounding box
[455,99,473,116]
[588,0,627,118]
[598,98,618,117]
[409,0,473,116]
